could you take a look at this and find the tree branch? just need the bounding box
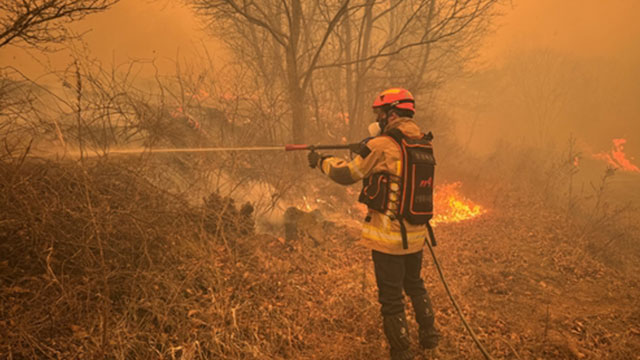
[301,0,350,92]
[314,0,498,71]
[221,0,289,47]
[0,0,119,49]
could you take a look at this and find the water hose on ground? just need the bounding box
[425,234,494,360]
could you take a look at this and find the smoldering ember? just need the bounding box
[1,1,639,359]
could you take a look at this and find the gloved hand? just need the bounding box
[308,151,327,169]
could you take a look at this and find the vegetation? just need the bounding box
[1,1,639,359]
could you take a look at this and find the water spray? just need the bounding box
[46,142,364,158]
[105,146,288,155]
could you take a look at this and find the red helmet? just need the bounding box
[372,87,415,113]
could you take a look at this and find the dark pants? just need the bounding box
[372,249,428,316]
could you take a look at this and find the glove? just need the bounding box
[308,151,327,169]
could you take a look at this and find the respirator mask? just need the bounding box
[368,109,388,137]
[367,122,381,137]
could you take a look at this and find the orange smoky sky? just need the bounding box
[2,1,638,74]
[0,0,225,78]
[78,1,224,60]
[481,0,640,62]
[456,0,640,156]
[2,1,638,81]
[0,0,638,156]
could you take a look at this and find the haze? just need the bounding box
[1,0,639,155]
[2,1,640,358]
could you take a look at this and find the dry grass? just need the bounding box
[1,144,640,359]
[0,158,249,359]
[0,157,381,359]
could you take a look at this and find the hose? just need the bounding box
[425,237,494,360]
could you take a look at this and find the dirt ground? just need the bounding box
[265,194,640,360]
[422,200,640,360]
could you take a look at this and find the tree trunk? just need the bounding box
[344,10,355,141]
[287,0,305,143]
[410,0,436,92]
[289,80,306,143]
[352,0,374,140]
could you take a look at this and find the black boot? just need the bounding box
[411,295,440,350]
[383,312,414,360]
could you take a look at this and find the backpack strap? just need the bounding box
[385,128,410,249]
[398,217,409,250]
[386,128,405,144]
[389,128,433,145]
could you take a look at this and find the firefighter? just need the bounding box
[307,88,441,359]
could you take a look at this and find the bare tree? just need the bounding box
[333,0,501,138]
[189,0,349,143]
[506,49,573,146]
[0,0,119,49]
[189,0,501,144]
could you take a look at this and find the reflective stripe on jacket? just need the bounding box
[320,117,428,255]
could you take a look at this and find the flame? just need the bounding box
[302,196,313,211]
[220,92,258,101]
[431,182,486,226]
[166,88,211,132]
[170,106,203,132]
[593,138,639,172]
[186,89,209,101]
[337,112,350,125]
[170,106,184,118]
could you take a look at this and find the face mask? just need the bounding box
[368,122,381,137]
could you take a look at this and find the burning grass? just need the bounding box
[593,138,640,172]
[432,182,486,226]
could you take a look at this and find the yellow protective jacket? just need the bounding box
[320,117,430,255]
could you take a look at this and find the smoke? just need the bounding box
[0,0,225,80]
[1,0,638,168]
[448,0,640,158]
